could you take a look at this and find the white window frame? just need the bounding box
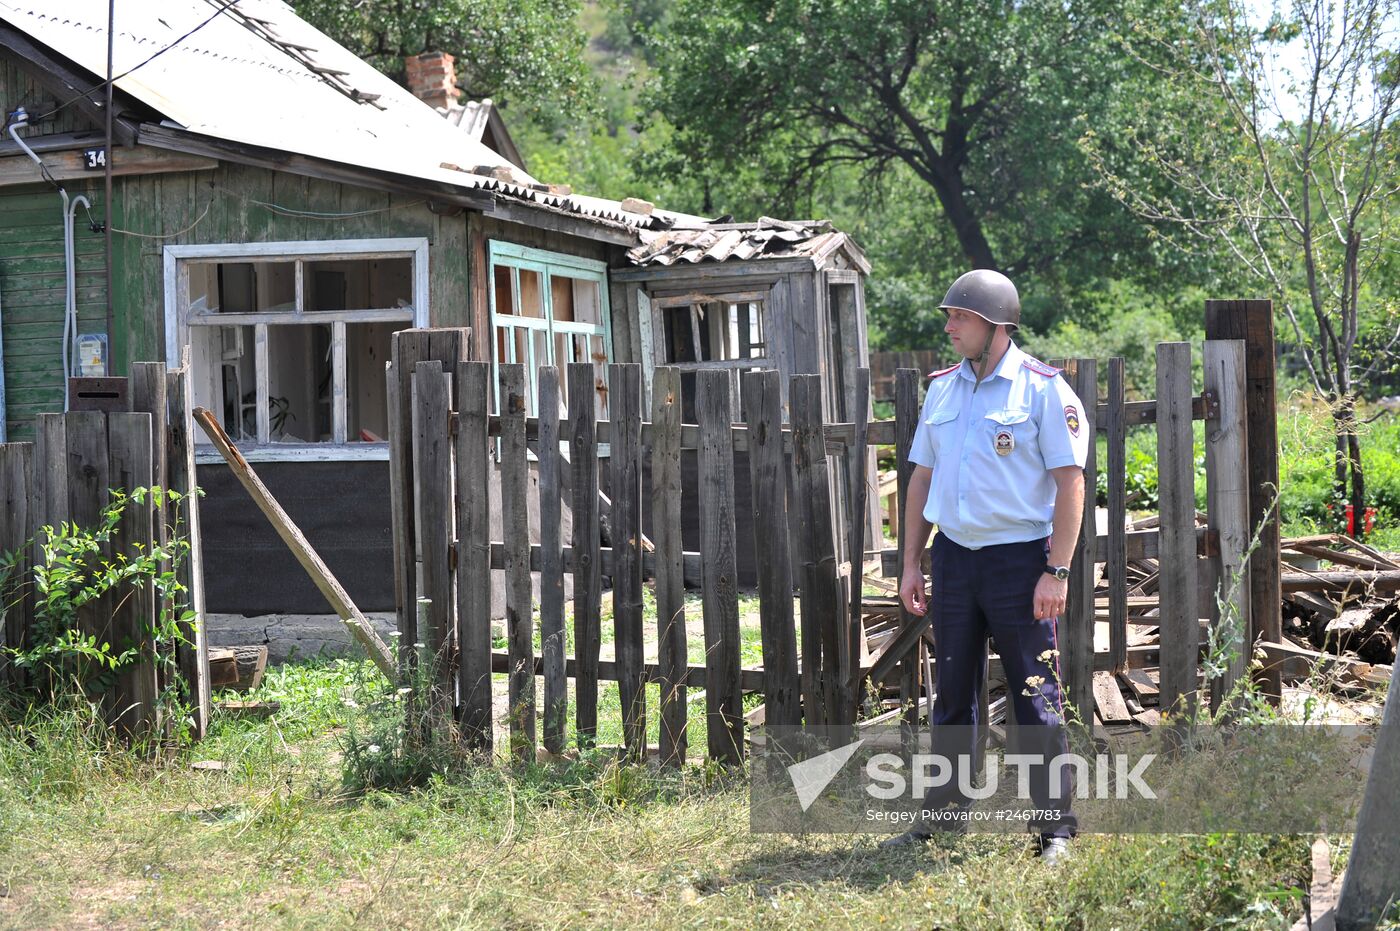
[163,238,430,463]
[487,240,613,417]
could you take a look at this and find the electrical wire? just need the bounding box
[34,0,243,124]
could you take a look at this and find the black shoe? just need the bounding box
[878,829,931,850]
[1037,836,1071,866]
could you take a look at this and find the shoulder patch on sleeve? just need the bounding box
[928,364,960,379]
[1021,357,1061,378]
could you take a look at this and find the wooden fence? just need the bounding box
[395,343,872,765]
[0,362,211,740]
[391,326,1258,763]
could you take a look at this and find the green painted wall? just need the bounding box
[110,164,472,369]
[0,183,107,441]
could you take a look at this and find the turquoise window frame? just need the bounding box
[486,240,613,416]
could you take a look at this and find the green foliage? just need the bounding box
[1,487,196,719]
[1277,399,1400,538]
[292,0,597,132]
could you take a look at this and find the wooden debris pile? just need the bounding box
[1279,534,1399,668]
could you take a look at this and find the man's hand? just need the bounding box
[900,569,928,616]
[1033,572,1068,621]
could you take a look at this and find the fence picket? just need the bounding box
[0,442,33,690]
[697,369,743,765]
[107,412,157,740]
[411,361,456,730]
[1063,359,1098,725]
[455,360,494,751]
[651,366,688,766]
[538,364,567,755]
[500,364,536,761]
[65,412,109,650]
[610,364,646,759]
[568,361,602,745]
[1156,342,1198,716]
[1204,340,1250,714]
[1106,357,1128,674]
[741,369,801,728]
[791,375,842,728]
[166,364,210,738]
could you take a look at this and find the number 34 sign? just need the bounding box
[81,147,106,169]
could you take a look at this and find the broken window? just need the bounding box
[488,241,611,420]
[176,241,426,456]
[661,299,765,365]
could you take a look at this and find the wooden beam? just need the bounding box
[192,408,396,681]
[0,146,217,187]
[482,198,639,247]
[489,650,768,692]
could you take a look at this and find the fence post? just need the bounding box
[1203,340,1250,714]
[741,369,800,729]
[893,369,922,736]
[697,369,743,765]
[843,368,872,720]
[1062,359,1097,727]
[537,364,567,756]
[166,363,210,739]
[499,363,536,762]
[389,329,470,676]
[455,360,494,751]
[609,363,646,761]
[0,442,33,691]
[1204,300,1281,700]
[568,361,602,746]
[1105,357,1129,674]
[411,361,456,732]
[108,412,158,740]
[791,374,844,729]
[651,366,688,767]
[1155,342,1198,717]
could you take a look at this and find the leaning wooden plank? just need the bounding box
[192,408,395,681]
[1335,672,1400,930]
[1255,639,1390,687]
[537,364,567,755]
[1155,342,1198,717]
[568,361,602,745]
[1203,339,1251,715]
[499,364,536,762]
[651,366,688,767]
[455,361,494,751]
[411,361,456,728]
[741,369,801,729]
[696,369,744,765]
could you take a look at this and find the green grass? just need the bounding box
[0,655,1361,930]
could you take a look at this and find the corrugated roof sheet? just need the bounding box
[0,0,711,231]
[628,218,868,270]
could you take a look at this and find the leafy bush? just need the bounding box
[0,487,196,725]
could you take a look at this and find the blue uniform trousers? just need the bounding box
[919,532,1078,839]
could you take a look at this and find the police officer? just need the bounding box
[878,269,1088,864]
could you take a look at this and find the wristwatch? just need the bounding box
[1044,564,1071,581]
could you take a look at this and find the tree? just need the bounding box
[293,0,596,130]
[642,0,1182,279]
[1083,0,1400,531]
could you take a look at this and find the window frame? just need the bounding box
[487,240,613,416]
[163,238,430,463]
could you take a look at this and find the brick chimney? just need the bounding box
[404,51,460,111]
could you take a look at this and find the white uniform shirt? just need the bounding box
[909,340,1089,549]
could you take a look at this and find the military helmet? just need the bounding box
[939,269,1020,332]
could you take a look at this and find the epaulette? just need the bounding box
[928,364,960,379]
[1021,357,1061,378]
